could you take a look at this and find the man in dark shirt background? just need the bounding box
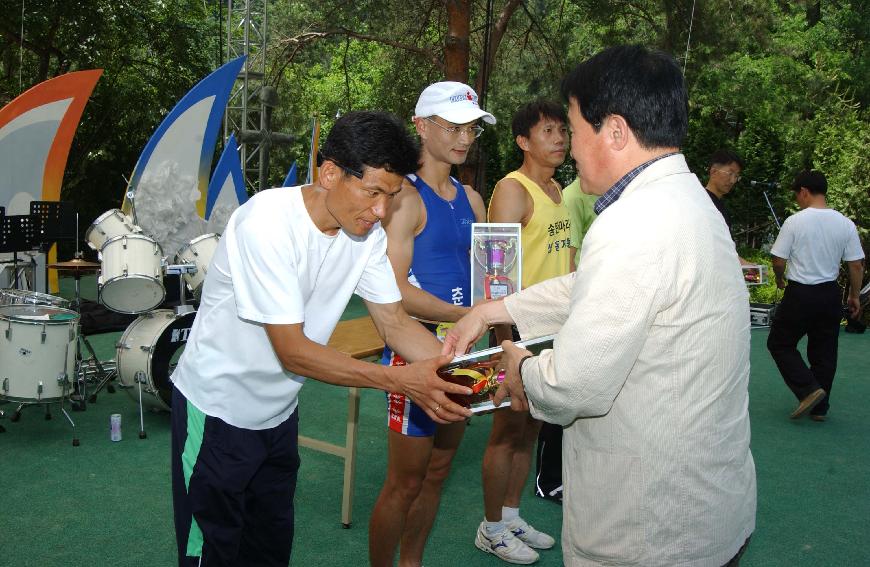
[705,149,743,230]
[705,149,749,265]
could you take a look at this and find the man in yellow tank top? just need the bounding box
[474,100,571,564]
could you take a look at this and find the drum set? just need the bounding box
[0,207,219,445]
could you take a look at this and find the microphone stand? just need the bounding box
[762,190,781,229]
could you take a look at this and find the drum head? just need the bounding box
[150,311,197,409]
[100,276,165,314]
[0,304,79,322]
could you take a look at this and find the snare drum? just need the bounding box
[85,209,138,251]
[0,289,71,310]
[116,309,196,412]
[99,234,165,314]
[0,305,79,403]
[174,233,220,298]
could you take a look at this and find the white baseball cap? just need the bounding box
[414,81,496,125]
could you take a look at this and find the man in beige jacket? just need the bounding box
[446,45,756,567]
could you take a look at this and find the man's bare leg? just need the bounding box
[482,409,530,521]
[369,430,434,567]
[397,421,466,566]
[503,415,542,508]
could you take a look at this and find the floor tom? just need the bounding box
[0,305,79,403]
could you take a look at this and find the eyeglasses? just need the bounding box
[712,167,741,182]
[424,117,484,139]
[319,152,363,179]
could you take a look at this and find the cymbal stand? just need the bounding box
[59,340,80,446]
[62,267,116,408]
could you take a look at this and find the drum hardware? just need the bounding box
[48,257,111,409]
[134,370,148,439]
[165,263,198,315]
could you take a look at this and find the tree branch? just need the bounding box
[472,0,522,95]
[276,27,444,73]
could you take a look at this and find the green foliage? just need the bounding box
[0,0,220,236]
[0,0,866,277]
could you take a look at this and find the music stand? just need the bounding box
[31,201,77,292]
[0,214,39,289]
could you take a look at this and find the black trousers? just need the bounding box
[171,386,300,566]
[767,280,842,415]
[535,422,563,502]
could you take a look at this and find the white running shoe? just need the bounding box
[475,522,539,564]
[506,517,556,550]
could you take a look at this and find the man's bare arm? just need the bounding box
[488,178,533,342]
[846,259,865,319]
[382,184,467,322]
[771,255,787,289]
[264,317,470,423]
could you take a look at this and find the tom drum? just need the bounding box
[99,234,165,314]
[85,209,138,251]
[174,233,220,299]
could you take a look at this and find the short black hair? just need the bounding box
[709,149,744,170]
[791,170,827,195]
[320,111,419,177]
[561,45,688,149]
[511,100,567,139]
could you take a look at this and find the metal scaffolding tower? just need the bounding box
[224,0,268,193]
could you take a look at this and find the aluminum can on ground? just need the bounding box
[110,413,122,442]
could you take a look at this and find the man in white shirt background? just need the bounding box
[767,169,865,421]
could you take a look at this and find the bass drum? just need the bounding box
[115,309,196,412]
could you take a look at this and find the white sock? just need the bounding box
[484,519,506,535]
[502,506,520,522]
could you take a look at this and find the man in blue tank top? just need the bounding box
[368,82,494,567]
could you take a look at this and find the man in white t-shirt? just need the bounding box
[767,170,865,421]
[169,111,473,567]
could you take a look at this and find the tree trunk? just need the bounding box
[444,0,470,83]
[806,1,821,27]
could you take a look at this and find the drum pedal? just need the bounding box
[69,396,86,411]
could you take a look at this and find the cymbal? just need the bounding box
[49,258,101,271]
